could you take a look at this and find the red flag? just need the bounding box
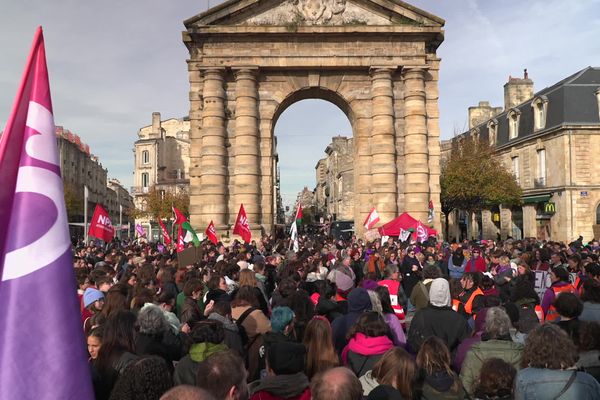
[173,206,187,225]
[176,224,185,252]
[233,204,251,243]
[206,220,218,245]
[157,219,171,245]
[88,204,114,242]
[363,207,380,230]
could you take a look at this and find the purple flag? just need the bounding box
[0,28,94,399]
[136,223,146,237]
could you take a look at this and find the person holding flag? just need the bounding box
[0,27,94,399]
[289,203,302,252]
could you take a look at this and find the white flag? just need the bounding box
[363,207,380,230]
[399,228,411,242]
[289,221,299,252]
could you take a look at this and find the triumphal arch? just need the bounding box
[183,0,444,236]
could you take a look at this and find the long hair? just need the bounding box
[238,269,258,288]
[303,317,340,379]
[415,337,458,391]
[372,347,417,400]
[375,286,395,315]
[96,310,137,375]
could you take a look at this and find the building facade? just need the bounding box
[444,68,600,242]
[132,112,191,239]
[314,136,355,221]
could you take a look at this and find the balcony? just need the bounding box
[130,186,149,195]
[534,177,546,188]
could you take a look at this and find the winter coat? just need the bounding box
[408,305,470,355]
[208,312,244,356]
[173,342,228,385]
[580,302,600,322]
[464,257,487,274]
[135,331,183,372]
[515,368,600,400]
[331,288,372,352]
[383,312,406,347]
[315,297,343,323]
[342,333,394,377]
[460,338,523,395]
[249,372,311,400]
[401,256,422,297]
[420,370,468,400]
[448,257,467,280]
[411,279,434,311]
[180,296,203,326]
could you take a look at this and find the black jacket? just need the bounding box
[408,305,470,355]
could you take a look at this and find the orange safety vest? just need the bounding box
[534,305,544,323]
[545,284,576,322]
[464,287,484,315]
[451,299,460,312]
[378,279,406,325]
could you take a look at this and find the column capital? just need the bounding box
[233,67,259,81]
[401,65,429,77]
[201,67,226,78]
[369,66,397,77]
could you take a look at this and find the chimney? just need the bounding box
[468,101,502,129]
[504,70,534,110]
[151,112,161,138]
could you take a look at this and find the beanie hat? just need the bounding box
[83,288,105,308]
[267,342,306,375]
[348,287,372,313]
[429,278,451,307]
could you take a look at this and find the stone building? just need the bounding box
[132,112,191,239]
[314,136,354,221]
[444,68,600,242]
[56,126,132,237]
[183,0,445,238]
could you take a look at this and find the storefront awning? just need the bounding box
[522,194,551,204]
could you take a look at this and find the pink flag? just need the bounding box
[0,27,94,399]
[233,204,251,243]
[88,204,114,242]
[363,207,380,230]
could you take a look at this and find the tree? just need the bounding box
[440,136,522,238]
[63,182,83,221]
[131,185,189,220]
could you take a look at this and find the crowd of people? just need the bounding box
[75,232,600,399]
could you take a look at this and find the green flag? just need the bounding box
[182,221,200,247]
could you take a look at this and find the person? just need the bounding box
[248,341,311,400]
[160,385,216,400]
[465,247,486,273]
[359,348,417,399]
[542,266,576,321]
[416,336,467,399]
[400,247,422,300]
[515,324,600,399]
[331,287,372,352]
[448,248,467,280]
[377,264,407,323]
[342,311,395,377]
[472,358,516,400]
[108,356,173,400]
[88,326,104,361]
[366,252,385,280]
[180,278,205,326]
[302,316,339,380]
[135,304,183,373]
[207,300,244,356]
[410,265,441,311]
[408,278,470,355]
[453,308,488,373]
[553,292,584,346]
[94,311,139,400]
[459,307,523,395]
[576,321,600,383]
[580,278,600,322]
[196,350,249,400]
[458,273,484,318]
[174,320,228,385]
[84,287,106,334]
[374,286,406,346]
[236,269,269,316]
[311,367,362,400]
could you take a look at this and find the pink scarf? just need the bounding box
[342,333,394,364]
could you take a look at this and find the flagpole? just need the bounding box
[84,185,88,244]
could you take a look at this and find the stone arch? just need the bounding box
[183,0,445,237]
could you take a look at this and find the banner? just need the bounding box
[88,204,114,242]
[363,207,380,230]
[206,220,218,245]
[157,219,171,245]
[233,204,251,243]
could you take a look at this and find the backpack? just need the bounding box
[235,307,258,348]
[517,304,540,334]
[234,307,264,381]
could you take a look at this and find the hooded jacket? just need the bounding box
[331,288,372,352]
[249,372,311,400]
[420,370,467,400]
[173,342,228,385]
[208,312,244,356]
[342,333,394,377]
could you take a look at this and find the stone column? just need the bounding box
[403,67,430,222]
[370,67,398,223]
[352,99,372,236]
[188,61,204,230]
[200,68,228,229]
[233,67,261,230]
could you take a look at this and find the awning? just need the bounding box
[522,194,551,204]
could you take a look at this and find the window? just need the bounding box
[141,172,149,188]
[512,156,520,184]
[142,150,150,164]
[507,109,521,139]
[537,149,546,185]
[487,119,498,146]
[532,96,548,131]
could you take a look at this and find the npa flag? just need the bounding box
[157,219,172,245]
[428,200,434,223]
[173,206,187,225]
[176,224,185,252]
[206,220,218,245]
[88,204,114,242]
[233,204,251,243]
[135,223,146,238]
[416,221,429,243]
[0,27,94,399]
[363,207,380,230]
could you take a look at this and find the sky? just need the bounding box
[2,0,600,208]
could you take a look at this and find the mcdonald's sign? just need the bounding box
[544,202,556,214]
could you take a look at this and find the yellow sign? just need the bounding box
[544,202,556,214]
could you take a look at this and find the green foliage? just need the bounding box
[441,137,522,214]
[63,182,83,220]
[132,185,189,220]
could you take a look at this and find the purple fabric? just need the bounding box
[384,312,406,347]
[541,281,571,315]
[0,29,94,399]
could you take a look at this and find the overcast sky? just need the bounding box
[2,0,600,208]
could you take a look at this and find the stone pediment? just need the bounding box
[185,0,444,28]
